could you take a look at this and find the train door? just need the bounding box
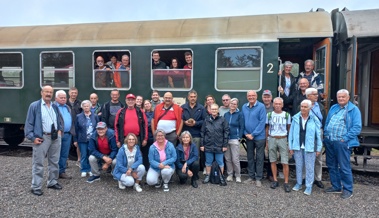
[370,48,379,126]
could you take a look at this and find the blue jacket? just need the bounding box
[224,109,244,140]
[148,140,177,172]
[175,143,199,169]
[74,112,99,143]
[242,101,266,140]
[324,101,362,148]
[145,111,154,142]
[88,129,118,159]
[113,145,143,180]
[181,102,207,137]
[289,112,322,152]
[25,99,63,142]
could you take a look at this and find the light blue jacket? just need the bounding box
[324,101,362,148]
[289,112,322,152]
[113,145,143,180]
[148,140,177,172]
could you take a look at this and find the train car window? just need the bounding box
[40,52,74,88]
[315,46,326,83]
[151,49,193,91]
[93,51,131,90]
[0,52,23,89]
[215,47,262,91]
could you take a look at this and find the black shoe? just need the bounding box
[191,180,198,188]
[48,183,62,190]
[314,180,324,188]
[270,181,279,189]
[220,175,227,186]
[284,183,291,193]
[31,189,43,196]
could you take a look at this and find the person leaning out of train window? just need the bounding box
[146,129,177,192]
[204,94,216,115]
[87,122,118,183]
[278,61,297,113]
[74,100,99,178]
[183,52,192,88]
[94,56,113,87]
[168,58,185,88]
[175,131,200,188]
[115,54,130,88]
[297,59,324,97]
[113,133,146,192]
[289,99,322,196]
[201,103,229,185]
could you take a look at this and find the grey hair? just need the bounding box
[273,97,283,104]
[337,89,349,96]
[301,99,312,108]
[179,131,193,144]
[230,98,239,105]
[246,90,257,95]
[81,100,91,108]
[154,129,166,138]
[304,59,315,66]
[222,94,231,99]
[283,61,293,67]
[55,90,66,98]
[305,88,318,97]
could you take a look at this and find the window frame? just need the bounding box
[0,52,24,89]
[215,46,263,92]
[150,48,193,91]
[92,50,131,90]
[39,51,75,89]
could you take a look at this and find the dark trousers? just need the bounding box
[176,161,200,184]
[140,138,154,170]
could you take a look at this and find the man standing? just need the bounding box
[152,92,183,145]
[262,90,273,113]
[218,94,231,116]
[55,90,75,179]
[297,59,324,94]
[89,93,102,115]
[114,93,148,148]
[324,89,362,199]
[67,87,82,167]
[87,122,118,183]
[101,89,124,130]
[181,90,207,171]
[150,90,162,111]
[306,88,326,189]
[25,86,63,196]
[242,90,267,187]
[281,78,310,116]
[265,97,291,192]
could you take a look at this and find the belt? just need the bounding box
[43,132,51,135]
[269,135,287,139]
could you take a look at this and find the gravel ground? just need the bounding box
[1,152,378,218]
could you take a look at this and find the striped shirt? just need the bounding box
[41,99,57,133]
[326,106,347,141]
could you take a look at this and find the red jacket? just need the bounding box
[153,103,182,133]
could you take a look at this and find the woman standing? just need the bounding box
[136,95,144,110]
[146,129,177,192]
[142,100,154,169]
[175,131,199,188]
[204,95,216,115]
[113,133,146,192]
[278,61,297,112]
[74,100,99,177]
[223,98,244,183]
[289,99,322,195]
[201,104,229,185]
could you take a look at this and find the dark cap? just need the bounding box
[262,90,272,96]
[96,122,107,129]
[126,93,136,99]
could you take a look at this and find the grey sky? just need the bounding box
[1,0,378,27]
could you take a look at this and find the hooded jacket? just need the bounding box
[200,115,229,153]
[113,145,143,180]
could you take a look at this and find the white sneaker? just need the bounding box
[81,172,87,178]
[163,183,169,192]
[226,175,233,182]
[134,183,142,192]
[236,177,242,183]
[256,180,262,187]
[88,172,93,176]
[203,170,207,175]
[118,181,126,190]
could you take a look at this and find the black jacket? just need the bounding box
[100,100,124,129]
[200,115,229,154]
[279,73,297,113]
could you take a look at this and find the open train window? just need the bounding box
[0,52,23,89]
[215,47,262,91]
[40,51,74,88]
[93,50,131,90]
[151,49,193,91]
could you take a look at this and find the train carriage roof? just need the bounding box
[0,11,333,48]
[333,9,379,42]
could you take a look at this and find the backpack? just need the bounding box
[210,161,221,184]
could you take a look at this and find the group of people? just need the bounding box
[25,59,362,199]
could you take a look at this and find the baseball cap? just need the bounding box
[126,93,136,99]
[96,122,107,129]
[262,90,272,96]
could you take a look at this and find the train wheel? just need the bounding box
[3,125,24,148]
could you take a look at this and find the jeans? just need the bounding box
[78,142,91,173]
[58,132,71,174]
[324,139,353,193]
[246,138,265,180]
[205,152,224,167]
